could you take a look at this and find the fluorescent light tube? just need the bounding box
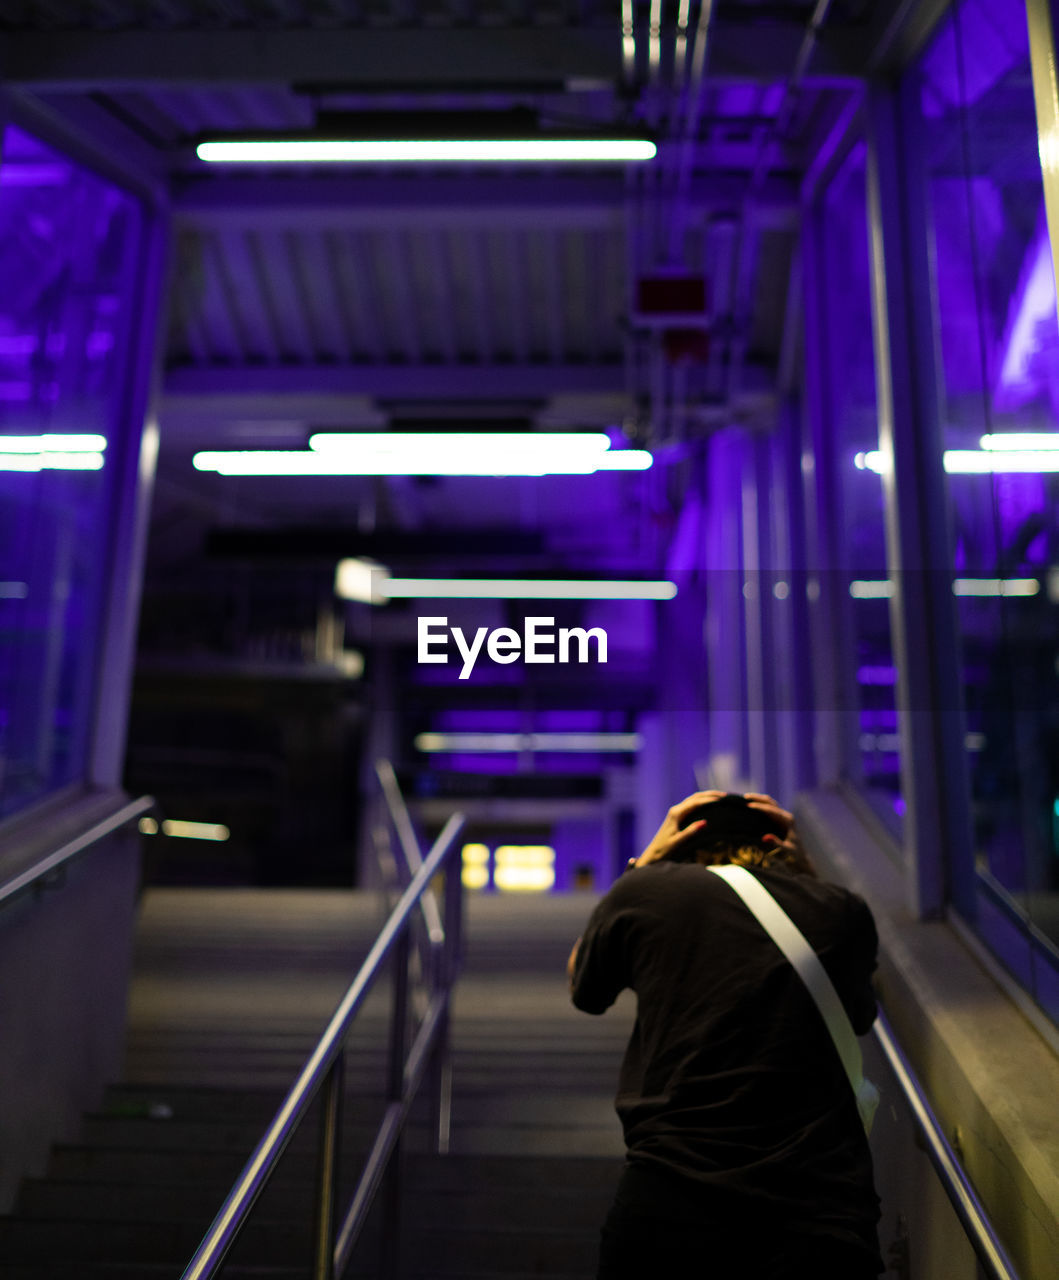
[150,820,231,841]
[851,577,1040,598]
[622,0,636,78]
[197,139,656,164]
[381,578,677,600]
[414,732,643,752]
[0,452,104,471]
[193,445,652,476]
[849,580,894,599]
[334,558,390,605]
[333,564,675,603]
[308,430,613,467]
[944,450,1059,472]
[648,0,662,74]
[857,446,1059,473]
[0,434,107,472]
[0,434,106,452]
[952,578,1039,597]
[595,450,653,470]
[979,433,1059,450]
[309,431,611,453]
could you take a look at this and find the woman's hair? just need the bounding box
[672,795,816,876]
[692,835,815,877]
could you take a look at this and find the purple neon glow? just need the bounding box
[996,212,1058,410]
[857,665,897,685]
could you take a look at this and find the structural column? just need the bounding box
[88,203,171,787]
[864,83,974,919]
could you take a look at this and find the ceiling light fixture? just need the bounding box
[378,578,678,601]
[414,732,643,753]
[0,433,107,472]
[197,138,656,165]
[856,446,1059,473]
[943,450,1059,473]
[622,0,637,79]
[334,563,676,604]
[979,432,1059,450]
[194,433,652,476]
[850,578,1039,598]
[309,430,608,452]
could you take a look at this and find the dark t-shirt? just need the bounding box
[571,860,882,1266]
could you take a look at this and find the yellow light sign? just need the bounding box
[461,843,491,890]
[493,845,556,893]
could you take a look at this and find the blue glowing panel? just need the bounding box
[918,0,1059,1013]
[0,126,141,818]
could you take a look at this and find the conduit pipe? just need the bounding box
[726,0,835,405]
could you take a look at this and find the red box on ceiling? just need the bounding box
[636,276,708,315]
[662,328,711,363]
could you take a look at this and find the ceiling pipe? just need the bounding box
[649,0,664,83]
[673,0,693,85]
[725,0,835,408]
[668,0,716,264]
[622,0,637,87]
[625,1,718,443]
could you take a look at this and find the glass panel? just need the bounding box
[822,143,904,827]
[918,0,1059,1021]
[0,126,141,819]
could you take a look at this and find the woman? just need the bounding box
[568,790,883,1279]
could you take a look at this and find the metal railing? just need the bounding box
[870,1013,1021,1280]
[375,758,445,947]
[0,794,155,911]
[373,759,455,1149]
[179,796,466,1280]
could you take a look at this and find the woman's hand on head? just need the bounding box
[743,793,793,841]
[631,791,728,868]
[743,793,816,875]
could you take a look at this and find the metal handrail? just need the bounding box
[871,1013,1021,1280]
[375,758,444,947]
[0,794,155,910]
[180,807,466,1280]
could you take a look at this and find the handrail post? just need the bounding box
[381,929,411,1280]
[431,853,464,1155]
[312,1050,344,1280]
[177,811,465,1280]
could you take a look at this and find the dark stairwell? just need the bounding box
[0,887,632,1279]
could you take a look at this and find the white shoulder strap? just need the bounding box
[707,864,863,1091]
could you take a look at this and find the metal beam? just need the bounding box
[173,175,627,227]
[0,28,619,89]
[1,88,167,204]
[161,362,626,405]
[864,0,951,76]
[172,174,799,226]
[0,21,863,89]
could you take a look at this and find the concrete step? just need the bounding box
[0,1269,315,1280]
[0,1270,590,1280]
[16,1177,316,1224]
[16,1176,614,1232]
[400,1226,600,1275]
[10,890,626,1279]
[76,1114,412,1153]
[102,1083,290,1119]
[405,1153,622,1192]
[46,1142,368,1185]
[0,1202,603,1273]
[0,1217,317,1267]
[444,1126,622,1156]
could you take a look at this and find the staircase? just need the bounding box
[1,888,633,1278]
